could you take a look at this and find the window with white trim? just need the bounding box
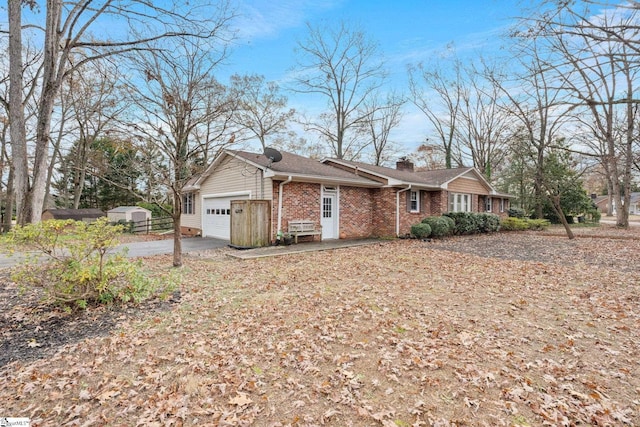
[409,190,420,212]
[500,198,505,213]
[182,193,195,214]
[448,193,471,212]
[485,197,492,212]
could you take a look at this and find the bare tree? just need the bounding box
[5,0,234,225]
[536,4,640,228]
[359,91,404,166]
[408,60,464,169]
[456,62,512,180]
[230,74,295,151]
[270,131,325,159]
[293,21,387,160]
[123,35,237,267]
[411,142,446,170]
[2,26,42,230]
[0,113,11,232]
[59,60,125,208]
[7,0,29,225]
[494,33,574,222]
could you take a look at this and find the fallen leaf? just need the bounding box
[229,391,253,406]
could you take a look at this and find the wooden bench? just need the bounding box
[287,220,322,243]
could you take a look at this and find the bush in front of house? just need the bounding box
[500,217,530,231]
[526,218,551,230]
[411,222,432,239]
[441,215,455,232]
[507,207,527,218]
[443,212,500,235]
[421,216,454,238]
[500,217,550,231]
[443,212,479,235]
[477,212,501,232]
[3,218,171,310]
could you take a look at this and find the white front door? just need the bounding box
[321,186,338,239]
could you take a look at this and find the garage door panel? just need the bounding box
[202,196,247,239]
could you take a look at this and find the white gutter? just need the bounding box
[396,185,412,236]
[277,176,293,236]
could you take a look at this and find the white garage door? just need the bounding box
[202,197,235,239]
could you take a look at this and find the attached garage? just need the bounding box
[201,193,250,239]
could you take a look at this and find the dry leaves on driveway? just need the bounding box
[1,230,639,426]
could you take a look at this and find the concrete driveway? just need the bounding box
[0,237,229,269]
[119,237,228,257]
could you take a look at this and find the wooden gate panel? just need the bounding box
[230,200,271,248]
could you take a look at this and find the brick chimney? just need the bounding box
[396,157,414,172]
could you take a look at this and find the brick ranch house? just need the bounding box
[180,149,512,242]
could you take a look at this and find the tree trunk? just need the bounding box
[606,181,614,216]
[8,0,29,226]
[45,110,69,208]
[73,141,89,209]
[549,194,575,240]
[172,191,183,267]
[25,0,63,223]
[2,165,14,232]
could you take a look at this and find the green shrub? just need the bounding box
[526,218,550,230]
[507,207,527,218]
[440,215,456,233]
[444,212,474,235]
[499,217,550,231]
[411,222,432,239]
[477,213,500,232]
[588,209,601,223]
[500,217,530,231]
[421,216,453,238]
[3,218,166,309]
[442,212,501,235]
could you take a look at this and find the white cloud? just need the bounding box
[233,0,344,41]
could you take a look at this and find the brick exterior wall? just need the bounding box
[372,187,397,237]
[479,195,510,217]
[269,180,510,241]
[339,186,374,238]
[429,191,447,216]
[397,190,426,236]
[272,181,322,241]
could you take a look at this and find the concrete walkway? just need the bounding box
[226,238,382,260]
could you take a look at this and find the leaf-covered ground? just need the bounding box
[1,227,639,426]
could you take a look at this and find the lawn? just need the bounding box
[1,227,639,426]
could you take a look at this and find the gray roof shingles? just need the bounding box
[230,150,381,185]
[323,158,473,188]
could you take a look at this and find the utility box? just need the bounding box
[230,200,271,248]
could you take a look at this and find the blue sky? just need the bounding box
[0,1,524,157]
[221,0,521,154]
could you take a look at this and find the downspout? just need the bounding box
[277,176,293,237]
[396,185,412,237]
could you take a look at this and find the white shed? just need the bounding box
[107,206,152,224]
